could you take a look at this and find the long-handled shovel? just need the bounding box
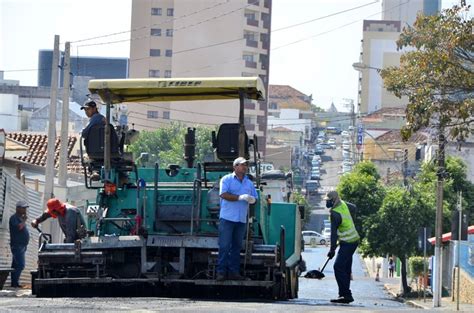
[304,256,331,279]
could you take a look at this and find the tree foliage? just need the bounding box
[128,122,215,166]
[415,156,474,228]
[337,161,385,240]
[361,186,434,294]
[381,5,474,141]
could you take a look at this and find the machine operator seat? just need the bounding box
[84,124,120,160]
[212,123,250,163]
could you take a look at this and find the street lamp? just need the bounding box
[352,62,382,72]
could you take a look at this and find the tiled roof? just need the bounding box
[269,126,293,132]
[277,98,312,111]
[269,85,309,99]
[6,132,82,173]
[363,107,406,121]
[375,130,427,143]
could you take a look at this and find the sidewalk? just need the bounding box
[362,256,474,311]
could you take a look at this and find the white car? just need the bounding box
[322,228,331,240]
[302,230,327,245]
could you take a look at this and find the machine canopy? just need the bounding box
[88,77,265,104]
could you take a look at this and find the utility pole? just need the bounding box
[44,35,60,203]
[433,130,445,307]
[58,42,71,186]
[402,149,408,187]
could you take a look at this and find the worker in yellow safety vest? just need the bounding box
[325,190,359,304]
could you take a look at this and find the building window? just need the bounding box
[166,29,173,37]
[149,70,160,77]
[147,111,159,119]
[150,49,161,57]
[167,8,174,16]
[165,49,172,57]
[151,8,162,16]
[150,28,161,36]
[164,70,172,78]
[163,111,170,119]
[269,102,277,110]
[243,54,254,62]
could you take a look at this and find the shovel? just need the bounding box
[304,256,331,279]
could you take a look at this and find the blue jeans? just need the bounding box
[333,241,358,298]
[217,218,246,274]
[10,245,26,287]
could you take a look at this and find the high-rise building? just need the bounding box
[383,0,441,28]
[37,50,129,87]
[357,1,441,114]
[129,0,271,153]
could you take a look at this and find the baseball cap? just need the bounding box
[16,200,29,208]
[80,100,97,110]
[233,157,249,166]
[324,190,339,201]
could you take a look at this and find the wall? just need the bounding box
[0,169,42,286]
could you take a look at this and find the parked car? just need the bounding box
[315,144,324,155]
[341,130,350,137]
[302,230,327,245]
[322,228,331,240]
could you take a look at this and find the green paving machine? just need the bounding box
[32,77,303,299]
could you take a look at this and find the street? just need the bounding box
[0,246,413,312]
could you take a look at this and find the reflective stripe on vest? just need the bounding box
[333,201,359,243]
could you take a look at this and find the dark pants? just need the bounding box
[217,218,246,275]
[10,245,27,287]
[333,241,358,298]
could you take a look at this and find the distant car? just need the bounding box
[341,130,350,137]
[322,228,331,240]
[315,145,324,155]
[310,172,321,180]
[302,231,327,245]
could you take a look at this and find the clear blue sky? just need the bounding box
[0,0,468,112]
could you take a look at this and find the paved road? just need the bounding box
[0,246,413,312]
[305,139,345,233]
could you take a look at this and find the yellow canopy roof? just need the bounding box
[88,77,265,104]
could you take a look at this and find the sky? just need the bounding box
[0,0,467,112]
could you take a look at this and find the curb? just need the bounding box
[383,284,432,309]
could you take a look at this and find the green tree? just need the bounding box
[361,186,433,295]
[415,156,474,228]
[381,4,474,141]
[337,161,385,239]
[129,122,215,166]
[292,191,311,226]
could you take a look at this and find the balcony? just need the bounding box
[262,41,269,50]
[248,0,259,5]
[246,39,258,48]
[245,60,257,68]
[246,19,259,27]
[263,20,270,29]
[264,0,270,9]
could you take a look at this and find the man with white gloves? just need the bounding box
[216,157,258,281]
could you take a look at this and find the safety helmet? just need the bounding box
[46,198,65,218]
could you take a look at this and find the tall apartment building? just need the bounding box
[129,0,271,153]
[383,0,441,28]
[357,0,441,114]
[357,20,404,114]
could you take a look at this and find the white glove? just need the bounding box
[238,194,256,204]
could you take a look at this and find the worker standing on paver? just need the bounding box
[325,190,359,304]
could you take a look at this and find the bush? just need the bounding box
[409,256,427,278]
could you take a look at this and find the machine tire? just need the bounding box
[287,267,298,299]
[320,239,326,245]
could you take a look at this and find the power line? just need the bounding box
[71,0,232,44]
